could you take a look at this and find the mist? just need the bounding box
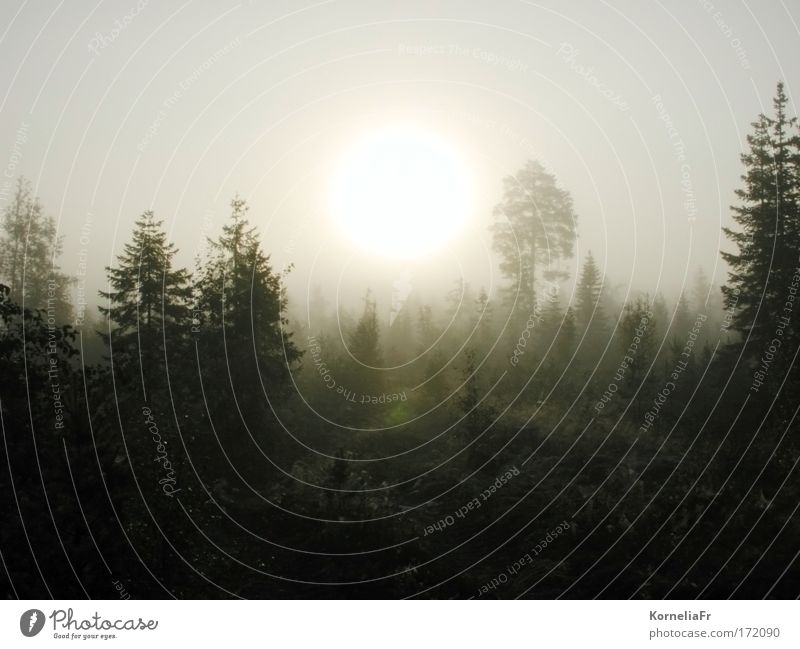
[2,0,800,602]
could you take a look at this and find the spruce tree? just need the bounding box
[337,291,385,425]
[575,251,605,331]
[722,82,800,351]
[345,290,383,393]
[691,266,711,312]
[473,286,494,355]
[671,292,691,342]
[617,295,657,421]
[97,211,192,555]
[98,210,191,382]
[195,196,301,395]
[573,251,608,374]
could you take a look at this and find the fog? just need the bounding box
[2,1,797,315]
[2,0,800,602]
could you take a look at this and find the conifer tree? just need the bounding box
[617,295,657,420]
[99,210,191,381]
[349,290,381,367]
[98,211,192,541]
[473,286,494,355]
[691,266,712,312]
[722,82,800,351]
[671,292,691,341]
[338,291,385,424]
[0,177,72,320]
[417,304,437,352]
[575,251,605,331]
[195,196,301,395]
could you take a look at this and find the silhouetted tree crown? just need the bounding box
[491,160,577,311]
[0,177,71,320]
[98,210,191,372]
[722,82,800,351]
[195,196,301,391]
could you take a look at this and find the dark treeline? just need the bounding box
[1,82,799,599]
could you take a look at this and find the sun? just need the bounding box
[331,126,471,258]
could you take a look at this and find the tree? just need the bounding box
[456,347,496,471]
[386,281,416,373]
[349,291,381,367]
[98,210,191,384]
[195,196,301,396]
[670,292,691,343]
[575,252,602,326]
[443,278,475,346]
[539,297,577,401]
[415,303,449,407]
[417,304,437,351]
[0,177,72,320]
[721,82,800,353]
[472,287,495,355]
[345,290,382,390]
[691,266,712,312]
[307,283,329,336]
[617,295,657,420]
[491,160,577,312]
[97,211,194,563]
[0,286,124,597]
[336,291,387,425]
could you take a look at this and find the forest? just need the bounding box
[1,82,798,600]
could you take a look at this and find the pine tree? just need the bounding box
[666,292,693,381]
[491,160,577,312]
[444,278,474,344]
[0,177,72,320]
[307,283,329,336]
[386,286,416,370]
[722,82,800,352]
[339,291,385,423]
[349,290,381,367]
[417,304,437,352]
[691,266,711,312]
[195,196,301,394]
[97,212,193,574]
[575,251,605,331]
[415,303,449,406]
[98,210,191,382]
[540,297,576,394]
[473,286,494,354]
[617,295,657,420]
[671,292,691,342]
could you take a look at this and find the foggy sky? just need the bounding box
[0,0,798,319]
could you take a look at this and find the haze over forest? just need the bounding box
[1,1,800,600]
[1,1,798,309]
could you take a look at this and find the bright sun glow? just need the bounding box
[331,127,471,258]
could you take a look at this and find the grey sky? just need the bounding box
[0,0,798,315]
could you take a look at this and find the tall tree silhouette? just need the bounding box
[574,251,607,372]
[0,177,72,321]
[491,160,577,312]
[722,82,800,354]
[617,296,657,421]
[349,291,381,365]
[99,210,191,388]
[575,251,605,331]
[196,196,301,395]
[194,196,301,470]
[347,291,382,383]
